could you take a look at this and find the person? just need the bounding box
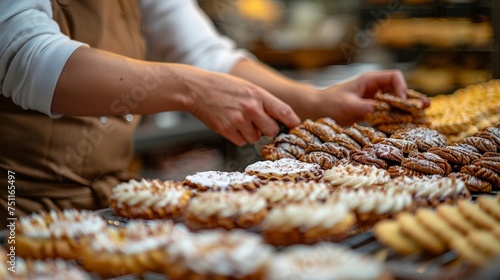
[0,0,425,227]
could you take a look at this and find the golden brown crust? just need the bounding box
[365,110,414,126]
[316,117,343,133]
[16,235,85,260]
[260,144,295,161]
[305,142,350,158]
[185,209,267,231]
[302,119,338,142]
[375,123,418,135]
[109,192,191,220]
[300,151,338,170]
[391,127,448,151]
[289,126,322,145]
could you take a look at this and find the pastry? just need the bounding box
[451,231,500,267]
[387,165,426,178]
[305,142,350,158]
[265,243,390,280]
[415,208,463,246]
[460,164,500,188]
[9,257,91,280]
[81,220,188,277]
[184,171,262,192]
[110,179,192,220]
[302,119,338,142]
[456,200,498,230]
[353,123,387,142]
[316,117,343,133]
[412,152,452,175]
[387,176,470,207]
[362,143,404,163]
[375,122,418,135]
[397,212,447,254]
[365,110,414,126]
[449,172,493,193]
[328,133,362,151]
[343,126,371,147]
[347,150,388,169]
[460,136,497,153]
[255,181,330,207]
[374,91,424,117]
[477,195,500,221]
[401,156,445,176]
[436,204,479,234]
[245,158,324,182]
[260,144,295,160]
[428,145,482,167]
[289,126,322,145]
[300,151,338,169]
[274,133,308,149]
[262,203,356,246]
[184,192,267,231]
[163,230,272,280]
[275,142,305,159]
[391,127,447,151]
[372,138,418,154]
[323,164,391,189]
[329,186,413,225]
[16,209,106,260]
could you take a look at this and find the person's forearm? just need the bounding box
[52,47,193,116]
[230,59,320,120]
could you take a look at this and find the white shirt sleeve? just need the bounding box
[0,0,86,118]
[140,0,253,73]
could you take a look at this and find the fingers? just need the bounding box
[261,93,301,129]
[359,70,408,99]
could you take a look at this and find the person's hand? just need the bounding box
[179,66,301,146]
[315,70,429,126]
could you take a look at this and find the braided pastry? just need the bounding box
[305,142,350,159]
[300,151,338,170]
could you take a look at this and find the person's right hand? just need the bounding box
[177,66,301,146]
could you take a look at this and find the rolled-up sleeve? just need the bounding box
[140,0,253,73]
[0,0,86,118]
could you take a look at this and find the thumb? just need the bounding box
[353,98,377,123]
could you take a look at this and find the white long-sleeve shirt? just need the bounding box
[0,0,250,117]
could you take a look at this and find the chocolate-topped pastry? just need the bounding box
[372,137,418,154]
[388,165,426,178]
[260,144,295,161]
[460,164,500,187]
[329,133,362,151]
[316,117,343,133]
[449,173,493,193]
[289,126,322,145]
[374,91,424,117]
[428,146,481,166]
[300,151,338,170]
[348,150,388,169]
[277,142,305,159]
[363,143,404,163]
[391,127,447,151]
[352,123,387,142]
[305,142,350,159]
[365,110,414,126]
[343,126,371,147]
[401,157,445,176]
[412,152,452,175]
[460,136,497,153]
[274,133,308,149]
[302,119,338,142]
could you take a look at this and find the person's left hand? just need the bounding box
[313,70,429,126]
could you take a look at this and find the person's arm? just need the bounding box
[0,1,299,146]
[230,59,415,126]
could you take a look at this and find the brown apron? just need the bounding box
[0,0,146,227]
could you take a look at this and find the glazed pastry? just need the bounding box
[412,152,452,175]
[428,145,482,167]
[460,164,500,188]
[372,137,418,154]
[265,243,390,280]
[365,110,414,126]
[163,230,272,280]
[352,123,387,142]
[289,126,322,144]
[345,150,388,170]
[300,151,338,169]
[305,142,350,159]
[184,171,262,192]
[386,176,470,207]
[245,158,324,182]
[260,144,295,161]
[323,164,391,189]
[460,136,498,153]
[391,127,447,151]
[184,192,267,231]
[329,186,414,225]
[343,126,371,147]
[262,202,355,246]
[81,220,187,277]
[302,119,338,142]
[449,173,493,193]
[16,209,106,260]
[374,91,424,117]
[376,123,418,135]
[275,142,305,159]
[255,181,330,207]
[316,117,343,133]
[401,157,446,176]
[388,165,426,178]
[274,133,308,149]
[110,179,192,220]
[362,143,404,163]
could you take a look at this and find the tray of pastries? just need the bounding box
[2,82,500,280]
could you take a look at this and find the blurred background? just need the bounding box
[133,0,495,180]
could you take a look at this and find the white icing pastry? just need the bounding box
[89,221,189,255]
[330,187,413,215]
[14,258,91,280]
[187,192,267,218]
[19,209,106,239]
[184,171,259,190]
[245,158,323,178]
[323,164,390,188]
[387,175,467,200]
[111,179,189,208]
[166,230,272,277]
[255,181,330,205]
[263,203,350,230]
[266,243,384,280]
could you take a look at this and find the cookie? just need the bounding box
[451,237,490,267]
[260,144,295,161]
[277,142,306,159]
[363,143,404,163]
[329,133,362,151]
[245,158,324,182]
[352,123,387,142]
[388,165,426,178]
[376,122,417,135]
[289,127,322,145]
[428,146,480,166]
[415,208,462,245]
[274,133,308,149]
[365,110,414,126]
[343,126,371,147]
[457,200,498,230]
[302,119,338,143]
[397,212,446,254]
[391,127,447,151]
[305,142,350,159]
[460,164,500,186]
[316,117,343,133]
[460,136,497,153]
[413,152,452,175]
[372,138,418,154]
[449,173,493,193]
[477,195,500,221]
[436,204,477,234]
[401,157,445,176]
[467,230,500,257]
[348,150,388,169]
[374,91,424,117]
[374,220,421,255]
